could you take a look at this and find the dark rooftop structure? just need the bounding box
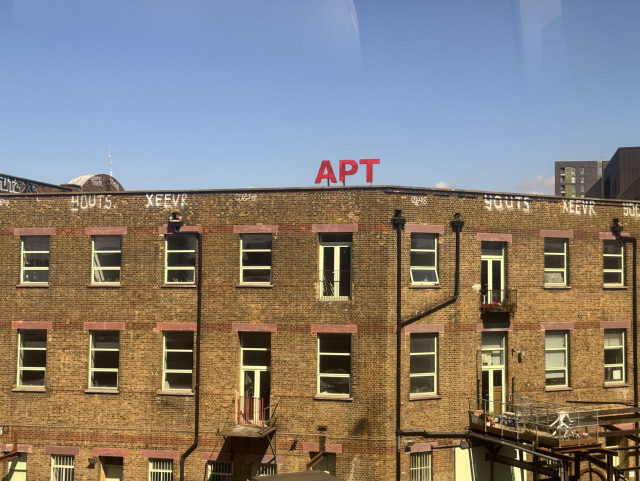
[586,147,640,200]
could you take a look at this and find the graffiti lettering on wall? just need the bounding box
[623,203,640,219]
[562,199,596,216]
[483,195,530,213]
[0,175,39,193]
[71,195,113,212]
[146,193,189,209]
[235,193,257,202]
[411,196,428,206]
[0,199,9,207]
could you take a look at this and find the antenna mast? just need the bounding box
[108,145,112,192]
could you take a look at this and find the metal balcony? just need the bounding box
[319,270,352,300]
[479,289,517,313]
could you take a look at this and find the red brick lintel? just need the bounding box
[142,450,179,460]
[45,446,80,456]
[540,230,573,239]
[85,227,127,235]
[232,323,277,332]
[405,225,445,234]
[477,323,512,332]
[12,321,52,330]
[311,325,357,334]
[200,453,283,464]
[14,227,56,236]
[84,322,126,331]
[541,322,575,331]
[404,324,445,334]
[600,232,631,240]
[302,443,342,453]
[409,443,435,453]
[93,448,129,458]
[600,321,632,329]
[476,233,512,243]
[234,225,279,234]
[158,226,202,235]
[156,322,197,331]
[1,444,32,453]
[312,224,358,233]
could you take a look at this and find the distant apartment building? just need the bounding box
[554,160,607,197]
[586,147,640,200]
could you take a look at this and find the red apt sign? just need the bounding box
[315,159,380,184]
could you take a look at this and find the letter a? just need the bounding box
[315,161,337,184]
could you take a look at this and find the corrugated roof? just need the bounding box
[67,174,105,186]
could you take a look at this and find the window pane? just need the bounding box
[23,270,49,283]
[23,237,49,251]
[319,335,350,353]
[604,272,622,284]
[482,332,503,349]
[410,251,435,267]
[242,269,271,283]
[319,355,350,374]
[242,251,272,267]
[411,234,435,250]
[410,354,435,374]
[546,370,566,386]
[604,241,622,255]
[94,236,121,250]
[166,351,193,370]
[546,351,566,368]
[544,272,565,284]
[165,372,192,390]
[92,350,119,369]
[605,331,624,347]
[481,242,503,256]
[243,350,270,367]
[91,371,118,388]
[94,252,121,267]
[410,334,435,353]
[320,233,352,243]
[482,351,504,366]
[605,366,624,382]
[242,234,272,250]
[411,269,437,283]
[20,370,45,386]
[410,375,435,394]
[93,270,121,283]
[604,256,623,270]
[21,330,46,348]
[319,376,350,395]
[166,270,195,283]
[545,255,565,269]
[167,252,196,267]
[20,349,46,368]
[165,332,193,350]
[23,252,49,267]
[544,238,565,253]
[545,332,566,349]
[605,348,624,365]
[167,236,195,250]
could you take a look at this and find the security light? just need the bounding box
[168,211,183,229]
[611,218,624,239]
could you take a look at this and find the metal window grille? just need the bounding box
[149,459,173,481]
[89,331,119,389]
[163,332,193,391]
[410,452,431,481]
[165,235,196,284]
[603,240,624,286]
[21,236,49,283]
[544,238,567,286]
[92,236,121,284]
[545,331,568,387]
[410,234,438,285]
[604,329,626,383]
[17,330,46,387]
[51,455,74,481]
[240,234,272,284]
[207,461,232,481]
[251,463,277,477]
[410,333,437,395]
[317,334,351,396]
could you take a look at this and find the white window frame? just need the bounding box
[251,463,276,477]
[149,459,173,481]
[545,331,568,387]
[239,234,272,285]
[21,236,49,284]
[88,331,119,390]
[207,461,232,480]
[163,332,193,392]
[410,452,432,481]
[6,452,27,480]
[91,236,121,284]
[17,330,46,387]
[165,235,196,284]
[410,234,438,285]
[51,454,74,480]
[409,333,437,397]
[319,237,352,300]
[544,238,567,287]
[317,334,351,397]
[603,240,624,287]
[604,329,626,384]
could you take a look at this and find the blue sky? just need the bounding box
[1,0,639,194]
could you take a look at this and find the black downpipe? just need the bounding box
[180,231,203,481]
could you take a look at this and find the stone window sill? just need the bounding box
[543,285,572,290]
[12,387,46,393]
[161,284,196,289]
[604,286,628,290]
[409,285,441,290]
[604,383,630,389]
[545,386,573,392]
[236,284,274,289]
[85,389,120,395]
[16,284,49,288]
[313,395,353,402]
[157,390,195,397]
[87,284,121,288]
[410,394,442,401]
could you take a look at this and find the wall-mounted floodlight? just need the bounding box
[168,211,183,229]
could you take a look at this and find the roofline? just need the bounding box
[0,172,73,191]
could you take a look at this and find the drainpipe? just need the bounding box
[610,218,638,481]
[180,230,203,481]
[393,211,464,481]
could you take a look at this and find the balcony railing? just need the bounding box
[479,289,517,313]
[237,395,266,428]
[319,270,352,300]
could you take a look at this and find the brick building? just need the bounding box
[554,160,607,198]
[1,183,639,480]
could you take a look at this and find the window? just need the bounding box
[410,452,432,481]
[207,461,232,481]
[606,436,622,467]
[410,234,438,284]
[598,167,603,175]
[319,233,352,300]
[580,185,584,193]
[240,234,272,284]
[251,464,276,477]
[311,453,336,476]
[604,329,625,384]
[92,236,121,284]
[544,238,567,286]
[89,331,119,390]
[603,240,624,286]
[163,332,193,391]
[241,333,271,418]
[580,168,585,175]
[165,235,195,284]
[149,459,172,481]
[560,175,565,183]
[17,330,46,387]
[560,167,565,174]
[6,453,27,481]
[317,334,351,397]
[545,331,568,387]
[581,177,585,183]
[410,334,437,396]
[21,236,49,283]
[51,455,74,481]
